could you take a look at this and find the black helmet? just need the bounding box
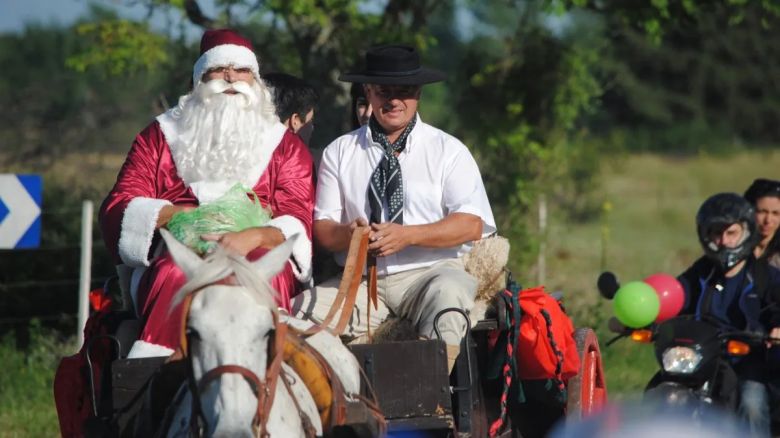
[744,178,780,205]
[696,193,758,270]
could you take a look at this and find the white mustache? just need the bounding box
[198,79,258,106]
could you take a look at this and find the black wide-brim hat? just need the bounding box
[339,44,446,85]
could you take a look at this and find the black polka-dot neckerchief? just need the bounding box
[367,114,417,224]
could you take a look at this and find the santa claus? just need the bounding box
[100,29,314,358]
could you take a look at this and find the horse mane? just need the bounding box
[169,246,280,313]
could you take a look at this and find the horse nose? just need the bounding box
[209,374,258,437]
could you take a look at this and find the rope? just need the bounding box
[488,289,519,437]
[541,308,566,391]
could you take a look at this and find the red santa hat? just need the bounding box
[192,29,260,85]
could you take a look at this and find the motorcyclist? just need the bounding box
[677,192,780,436]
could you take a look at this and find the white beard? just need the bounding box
[166,79,280,186]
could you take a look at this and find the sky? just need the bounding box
[0,0,218,38]
[1,0,490,42]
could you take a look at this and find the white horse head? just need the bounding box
[160,229,322,438]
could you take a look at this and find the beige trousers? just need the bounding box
[290,258,477,346]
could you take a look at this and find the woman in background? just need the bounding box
[350,82,372,129]
[744,178,780,269]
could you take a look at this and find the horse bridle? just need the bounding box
[178,283,288,438]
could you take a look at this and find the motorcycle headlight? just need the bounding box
[662,346,702,374]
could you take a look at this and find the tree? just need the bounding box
[444,1,604,266]
[0,11,179,166]
[557,0,780,149]
[77,0,449,145]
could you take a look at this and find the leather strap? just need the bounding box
[319,227,370,335]
[289,333,349,427]
[179,292,195,356]
[280,371,318,438]
[255,319,287,437]
[198,365,264,397]
[284,330,351,431]
[366,255,378,340]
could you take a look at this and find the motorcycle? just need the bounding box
[597,272,780,421]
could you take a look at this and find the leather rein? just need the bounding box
[301,226,378,338]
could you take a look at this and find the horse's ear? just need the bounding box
[160,228,203,279]
[250,233,297,281]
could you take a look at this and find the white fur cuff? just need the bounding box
[127,340,175,359]
[192,44,259,85]
[118,197,172,268]
[267,215,312,283]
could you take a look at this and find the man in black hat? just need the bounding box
[292,44,496,371]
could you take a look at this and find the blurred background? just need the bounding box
[1,0,779,435]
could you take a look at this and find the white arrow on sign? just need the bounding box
[0,175,41,248]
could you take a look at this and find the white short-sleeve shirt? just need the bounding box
[315,115,497,275]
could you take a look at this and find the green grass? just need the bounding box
[540,149,780,397]
[0,322,76,437]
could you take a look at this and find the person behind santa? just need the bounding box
[99,28,315,358]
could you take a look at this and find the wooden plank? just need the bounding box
[330,400,382,438]
[387,416,454,432]
[349,340,452,420]
[472,319,498,331]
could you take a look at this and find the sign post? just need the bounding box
[78,200,93,348]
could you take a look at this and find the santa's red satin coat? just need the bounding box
[99,121,314,350]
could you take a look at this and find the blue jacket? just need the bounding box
[678,256,780,333]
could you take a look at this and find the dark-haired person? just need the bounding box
[744,178,780,269]
[744,178,780,434]
[292,44,496,372]
[350,82,372,129]
[262,72,319,145]
[677,193,780,436]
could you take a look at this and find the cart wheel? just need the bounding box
[566,328,607,419]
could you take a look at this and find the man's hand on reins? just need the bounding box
[368,222,414,257]
[367,213,483,257]
[350,217,369,232]
[313,217,369,252]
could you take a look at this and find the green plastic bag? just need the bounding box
[166,183,272,254]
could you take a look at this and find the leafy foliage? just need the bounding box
[0,27,167,165]
[67,20,170,76]
[555,0,780,149]
[448,2,605,265]
[94,0,448,142]
[66,20,168,76]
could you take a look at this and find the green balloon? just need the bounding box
[613,281,660,328]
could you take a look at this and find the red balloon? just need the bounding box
[644,273,685,323]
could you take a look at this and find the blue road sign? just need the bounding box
[0,174,42,249]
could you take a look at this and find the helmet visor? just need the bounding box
[704,222,749,251]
